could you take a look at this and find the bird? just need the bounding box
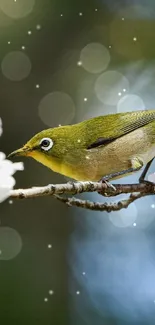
[8,109,155,183]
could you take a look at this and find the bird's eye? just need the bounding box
[40,138,53,151]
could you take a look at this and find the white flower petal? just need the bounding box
[0,175,15,188]
[0,152,5,160]
[12,162,24,171]
[0,160,15,176]
[0,187,10,203]
[0,151,24,203]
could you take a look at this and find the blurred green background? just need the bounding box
[1,0,155,324]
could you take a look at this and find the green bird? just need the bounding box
[8,110,155,182]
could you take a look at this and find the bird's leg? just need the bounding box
[99,157,143,194]
[139,158,154,184]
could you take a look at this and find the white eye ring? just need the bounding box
[40,137,53,151]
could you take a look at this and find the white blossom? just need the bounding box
[0,117,24,204]
[0,152,24,203]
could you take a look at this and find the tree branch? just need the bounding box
[54,192,148,212]
[9,181,155,212]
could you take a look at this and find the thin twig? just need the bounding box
[54,192,149,212]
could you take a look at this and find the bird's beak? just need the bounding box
[7,146,31,159]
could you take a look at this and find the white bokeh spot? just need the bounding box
[1,51,31,81]
[38,92,75,127]
[109,202,137,228]
[148,173,155,183]
[117,94,145,113]
[80,43,110,74]
[95,71,129,105]
[0,227,22,260]
[0,0,35,19]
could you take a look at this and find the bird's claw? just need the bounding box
[102,179,116,192]
[97,177,116,196]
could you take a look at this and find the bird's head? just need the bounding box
[8,126,74,170]
[7,125,79,173]
[8,129,56,159]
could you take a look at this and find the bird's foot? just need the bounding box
[98,177,116,196]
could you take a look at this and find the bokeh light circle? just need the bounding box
[95,71,129,105]
[38,92,75,127]
[80,43,110,73]
[117,94,145,113]
[0,10,13,28]
[133,196,155,229]
[0,227,22,260]
[148,173,155,183]
[109,202,137,228]
[76,76,117,122]
[1,51,31,81]
[0,0,35,19]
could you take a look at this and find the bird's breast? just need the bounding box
[29,150,79,178]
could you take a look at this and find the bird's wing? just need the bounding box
[87,110,155,149]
